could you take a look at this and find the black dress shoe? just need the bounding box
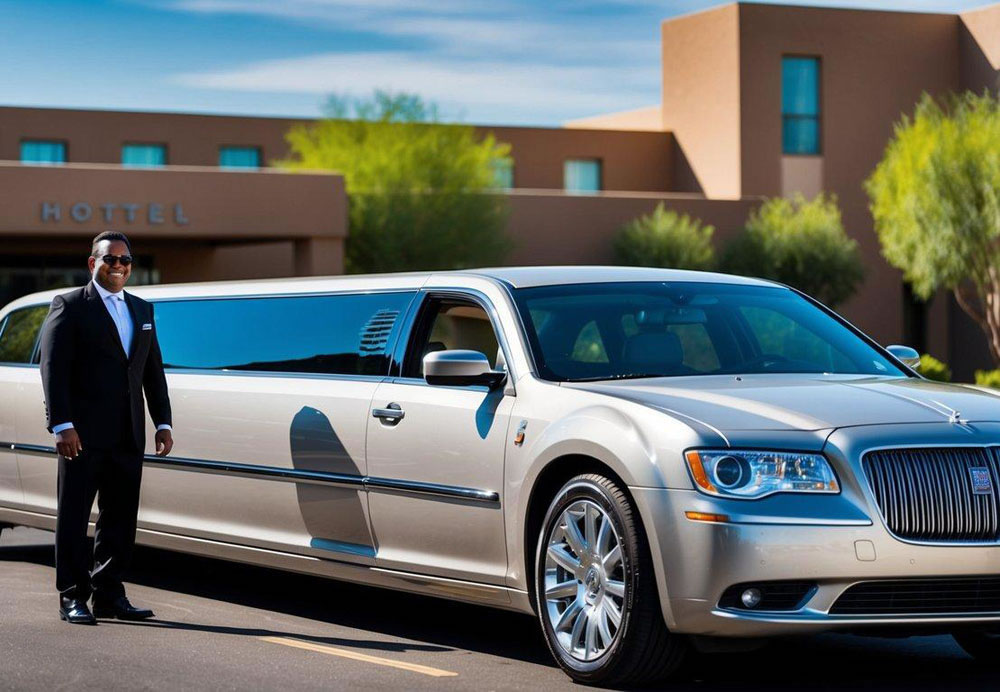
[59,597,97,625]
[92,596,154,621]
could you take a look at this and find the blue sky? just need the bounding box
[0,0,994,125]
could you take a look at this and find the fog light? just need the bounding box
[740,588,763,609]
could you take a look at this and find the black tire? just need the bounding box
[534,473,687,686]
[953,629,1000,665]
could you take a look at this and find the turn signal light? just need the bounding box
[684,511,729,523]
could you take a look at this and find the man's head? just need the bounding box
[89,231,133,293]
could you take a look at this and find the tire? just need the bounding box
[953,630,1000,665]
[534,473,687,686]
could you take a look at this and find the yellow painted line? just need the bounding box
[259,636,458,678]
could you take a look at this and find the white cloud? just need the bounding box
[173,51,660,122]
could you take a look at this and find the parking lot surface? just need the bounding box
[1,526,997,690]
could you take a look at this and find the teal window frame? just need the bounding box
[781,56,821,155]
[564,159,602,194]
[20,140,67,165]
[219,146,262,169]
[122,143,167,168]
[490,158,514,189]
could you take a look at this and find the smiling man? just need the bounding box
[39,230,173,625]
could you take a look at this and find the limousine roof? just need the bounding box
[3,266,778,311]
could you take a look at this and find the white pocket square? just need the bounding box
[142,323,152,331]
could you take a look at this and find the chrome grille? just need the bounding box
[861,448,1000,542]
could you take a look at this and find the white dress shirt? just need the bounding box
[52,281,171,436]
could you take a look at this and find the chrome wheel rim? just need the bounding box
[543,498,626,662]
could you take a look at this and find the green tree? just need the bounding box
[280,91,511,273]
[721,194,863,307]
[613,204,716,270]
[866,91,1000,364]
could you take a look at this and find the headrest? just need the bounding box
[622,331,683,368]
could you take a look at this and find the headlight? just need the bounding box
[684,449,839,499]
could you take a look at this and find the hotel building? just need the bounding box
[1,1,998,377]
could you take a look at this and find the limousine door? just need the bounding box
[365,294,513,586]
[135,291,416,565]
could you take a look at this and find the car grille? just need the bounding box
[830,577,1000,615]
[861,447,1000,542]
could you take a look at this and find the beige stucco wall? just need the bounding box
[503,190,759,266]
[661,5,742,199]
[0,162,347,281]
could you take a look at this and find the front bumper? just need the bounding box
[632,422,1000,638]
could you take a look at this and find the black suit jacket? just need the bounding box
[39,282,171,452]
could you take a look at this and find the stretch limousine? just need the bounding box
[2,266,1000,685]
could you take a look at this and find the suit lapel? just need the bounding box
[124,292,144,364]
[85,282,128,362]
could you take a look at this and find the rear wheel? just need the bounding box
[953,629,1000,664]
[534,473,687,686]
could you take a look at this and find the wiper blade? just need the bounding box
[570,373,669,382]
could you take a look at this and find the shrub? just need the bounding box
[721,193,864,307]
[613,204,716,270]
[280,91,511,273]
[975,369,1000,388]
[918,354,951,382]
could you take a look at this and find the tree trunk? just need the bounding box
[953,282,1000,367]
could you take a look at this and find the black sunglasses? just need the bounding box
[98,254,133,267]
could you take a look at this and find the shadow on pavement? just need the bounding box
[3,538,999,689]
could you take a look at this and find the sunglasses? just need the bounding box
[98,254,133,267]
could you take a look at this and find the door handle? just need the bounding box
[372,403,405,424]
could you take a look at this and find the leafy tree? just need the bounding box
[918,353,951,382]
[280,91,511,273]
[721,194,863,307]
[613,204,716,270]
[866,91,1000,364]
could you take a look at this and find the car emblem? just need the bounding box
[969,467,993,495]
[949,410,966,425]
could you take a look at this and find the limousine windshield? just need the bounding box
[513,281,908,381]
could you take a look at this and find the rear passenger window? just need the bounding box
[0,306,48,364]
[153,292,415,375]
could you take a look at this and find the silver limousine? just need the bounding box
[2,266,1000,685]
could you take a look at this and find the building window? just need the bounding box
[564,159,602,193]
[490,158,514,189]
[122,143,167,168]
[782,56,821,155]
[219,146,261,169]
[21,140,67,165]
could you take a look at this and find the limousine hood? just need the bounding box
[564,374,1000,433]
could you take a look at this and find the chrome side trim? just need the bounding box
[3,442,500,504]
[144,454,365,489]
[366,476,500,503]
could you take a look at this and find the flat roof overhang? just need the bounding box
[0,161,346,241]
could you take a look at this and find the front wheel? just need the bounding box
[534,473,687,686]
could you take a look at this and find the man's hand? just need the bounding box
[155,428,173,457]
[55,429,83,459]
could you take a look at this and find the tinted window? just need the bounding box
[405,299,501,377]
[154,292,415,375]
[513,282,904,381]
[0,306,48,363]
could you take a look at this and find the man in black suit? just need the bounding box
[39,230,173,625]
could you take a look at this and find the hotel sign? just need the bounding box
[39,201,190,226]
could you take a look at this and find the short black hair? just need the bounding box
[91,231,132,256]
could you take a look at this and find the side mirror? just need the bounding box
[423,349,507,389]
[886,344,921,369]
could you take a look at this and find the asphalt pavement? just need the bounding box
[1,526,998,691]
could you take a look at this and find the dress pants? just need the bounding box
[55,436,142,601]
